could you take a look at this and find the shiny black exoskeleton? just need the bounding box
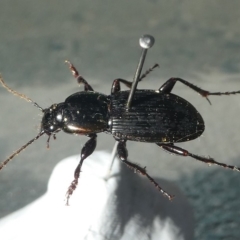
[40,61,240,204]
[1,61,240,205]
[41,92,109,135]
[42,90,204,142]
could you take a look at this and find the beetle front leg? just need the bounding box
[157,143,240,172]
[117,141,174,200]
[159,78,240,105]
[65,60,94,91]
[66,134,97,205]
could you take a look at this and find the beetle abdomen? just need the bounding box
[109,90,204,143]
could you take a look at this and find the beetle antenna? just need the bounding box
[0,131,45,171]
[0,75,43,112]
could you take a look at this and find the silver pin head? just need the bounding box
[139,35,155,49]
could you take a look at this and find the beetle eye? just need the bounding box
[56,114,63,122]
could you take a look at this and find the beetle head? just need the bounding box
[41,103,65,135]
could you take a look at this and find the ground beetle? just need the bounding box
[1,60,240,205]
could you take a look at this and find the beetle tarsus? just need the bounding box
[65,134,97,205]
[158,143,240,172]
[159,77,240,105]
[65,179,78,206]
[138,63,159,81]
[65,60,94,91]
[65,60,79,78]
[117,141,173,200]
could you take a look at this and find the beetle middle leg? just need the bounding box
[157,143,240,172]
[66,134,97,205]
[159,78,240,105]
[117,140,174,200]
[111,64,159,94]
[65,60,94,91]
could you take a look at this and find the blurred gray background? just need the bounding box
[0,1,240,239]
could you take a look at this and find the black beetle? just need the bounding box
[1,60,240,205]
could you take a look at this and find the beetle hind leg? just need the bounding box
[65,134,97,205]
[159,78,240,105]
[157,143,240,172]
[117,141,174,200]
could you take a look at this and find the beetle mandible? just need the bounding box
[1,60,240,205]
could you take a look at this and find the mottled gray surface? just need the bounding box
[0,1,240,239]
